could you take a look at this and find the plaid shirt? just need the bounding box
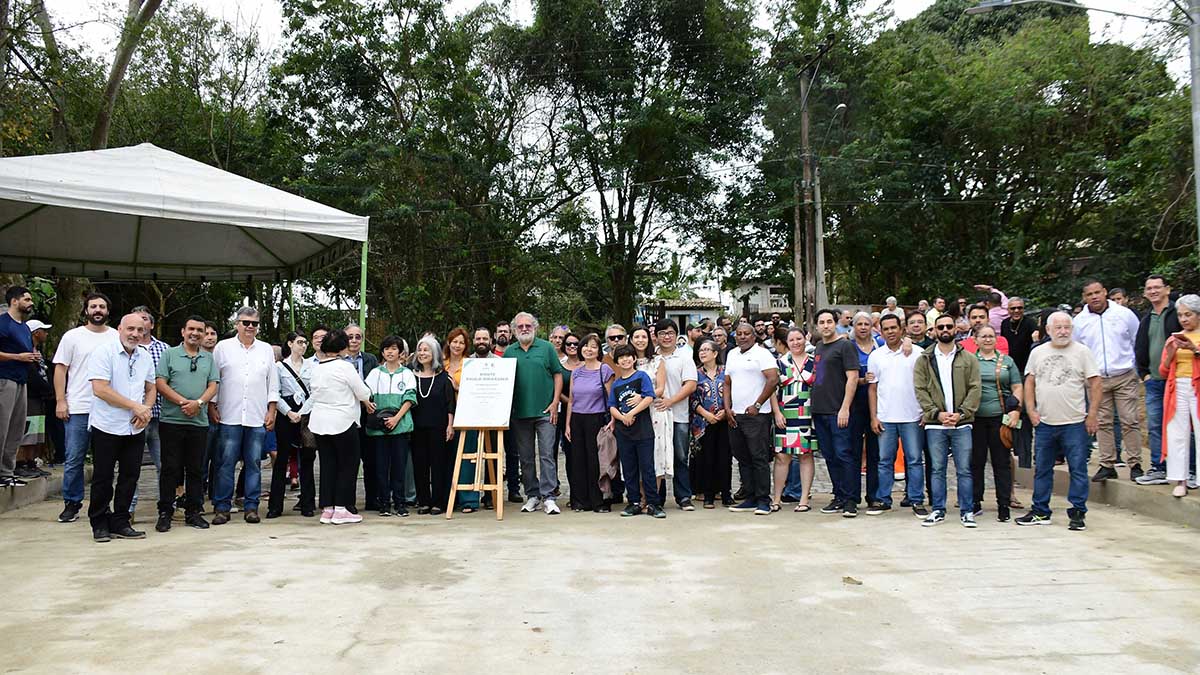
[144,336,168,417]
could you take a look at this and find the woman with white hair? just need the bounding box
[1159,294,1200,498]
[849,312,883,509]
[410,335,456,514]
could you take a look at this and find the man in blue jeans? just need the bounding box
[52,292,119,523]
[808,309,861,517]
[652,319,698,511]
[1018,312,1101,531]
[866,313,927,518]
[913,315,981,528]
[209,307,279,525]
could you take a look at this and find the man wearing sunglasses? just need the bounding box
[154,315,219,532]
[913,315,981,528]
[601,324,628,369]
[344,323,379,512]
[210,307,279,525]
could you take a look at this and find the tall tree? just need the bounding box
[91,0,163,149]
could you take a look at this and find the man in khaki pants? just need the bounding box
[1072,279,1143,482]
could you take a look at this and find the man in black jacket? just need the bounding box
[1133,275,1180,485]
[1001,298,1038,470]
[344,324,379,510]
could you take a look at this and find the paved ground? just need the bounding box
[3,459,1200,674]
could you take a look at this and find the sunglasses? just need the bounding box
[1009,306,1024,311]
[607,335,626,341]
[936,325,955,331]
[187,354,201,372]
[240,320,259,327]
[565,341,579,348]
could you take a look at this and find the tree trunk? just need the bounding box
[90,0,163,150]
[31,0,69,151]
[0,0,10,156]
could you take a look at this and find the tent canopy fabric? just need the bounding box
[0,143,369,281]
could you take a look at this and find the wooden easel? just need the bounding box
[446,427,506,520]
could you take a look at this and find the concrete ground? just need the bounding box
[3,465,1200,675]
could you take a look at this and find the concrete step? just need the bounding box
[1013,461,1200,528]
[0,466,91,514]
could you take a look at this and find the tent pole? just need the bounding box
[358,240,368,327]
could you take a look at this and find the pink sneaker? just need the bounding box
[319,507,334,524]
[331,507,362,525]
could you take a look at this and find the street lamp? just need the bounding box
[966,0,1200,261]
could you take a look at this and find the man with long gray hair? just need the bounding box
[503,312,565,515]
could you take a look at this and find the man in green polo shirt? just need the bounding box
[154,315,220,532]
[503,311,564,515]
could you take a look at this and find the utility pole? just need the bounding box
[1190,0,1200,262]
[814,164,828,309]
[799,71,817,329]
[793,178,805,326]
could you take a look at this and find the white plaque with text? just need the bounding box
[453,358,516,429]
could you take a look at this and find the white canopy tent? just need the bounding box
[0,143,370,323]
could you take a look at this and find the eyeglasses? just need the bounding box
[240,320,259,327]
[607,335,626,341]
[348,335,362,341]
[565,341,579,348]
[515,323,534,329]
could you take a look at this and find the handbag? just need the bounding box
[365,403,400,431]
[993,358,1017,449]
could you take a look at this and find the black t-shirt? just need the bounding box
[811,338,860,415]
[412,371,456,429]
[1001,316,1037,372]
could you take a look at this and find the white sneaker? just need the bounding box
[543,499,561,515]
[1135,469,1169,485]
[521,497,542,513]
[319,507,334,524]
[960,512,977,528]
[1189,474,1198,490]
[331,507,362,525]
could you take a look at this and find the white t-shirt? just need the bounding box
[658,348,698,419]
[725,344,778,413]
[52,326,119,415]
[866,345,923,423]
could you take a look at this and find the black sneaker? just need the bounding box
[265,510,283,519]
[110,524,146,539]
[58,502,82,523]
[819,500,843,515]
[921,509,946,527]
[899,496,913,507]
[678,499,695,512]
[395,506,409,518]
[733,488,747,501]
[997,505,1011,523]
[508,492,524,504]
[1128,464,1144,482]
[1014,511,1052,526]
[972,504,984,518]
[649,505,666,519]
[1091,466,1118,482]
[620,504,641,517]
[155,513,172,533]
[842,502,858,518]
[93,527,111,543]
[728,499,758,513]
[911,504,930,518]
[865,502,890,516]
[378,508,392,517]
[1067,508,1086,531]
[185,513,210,529]
[4,475,27,487]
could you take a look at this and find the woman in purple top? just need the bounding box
[565,333,615,512]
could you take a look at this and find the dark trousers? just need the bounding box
[46,405,65,464]
[695,420,731,500]
[158,422,207,515]
[848,397,879,504]
[503,430,520,495]
[617,434,659,506]
[358,425,377,509]
[971,415,1013,509]
[728,414,772,503]
[813,413,855,503]
[1014,410,1034,468]
[88,429,145,530]
[373,433,411,510]
[567,413,605,510]
[316,426,361,508]
[412,425,452,509]
[269,416,315,513]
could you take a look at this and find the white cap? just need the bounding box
[886,296,897,304]
[26,320,51,332]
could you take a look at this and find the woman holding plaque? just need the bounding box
[565,333,614,512]
[410,336,456,515]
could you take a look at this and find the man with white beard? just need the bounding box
[503,312,564,515]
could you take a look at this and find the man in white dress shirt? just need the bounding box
[86,314,156,542]
[209,307,279,524]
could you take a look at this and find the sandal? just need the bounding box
[461,507,476,514]
[770,503,781,512]
[794,504,811,512]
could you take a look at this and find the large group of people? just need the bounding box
[0,273,1196,542]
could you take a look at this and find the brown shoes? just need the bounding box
[212,511,230,525]
[244,509,260,523]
